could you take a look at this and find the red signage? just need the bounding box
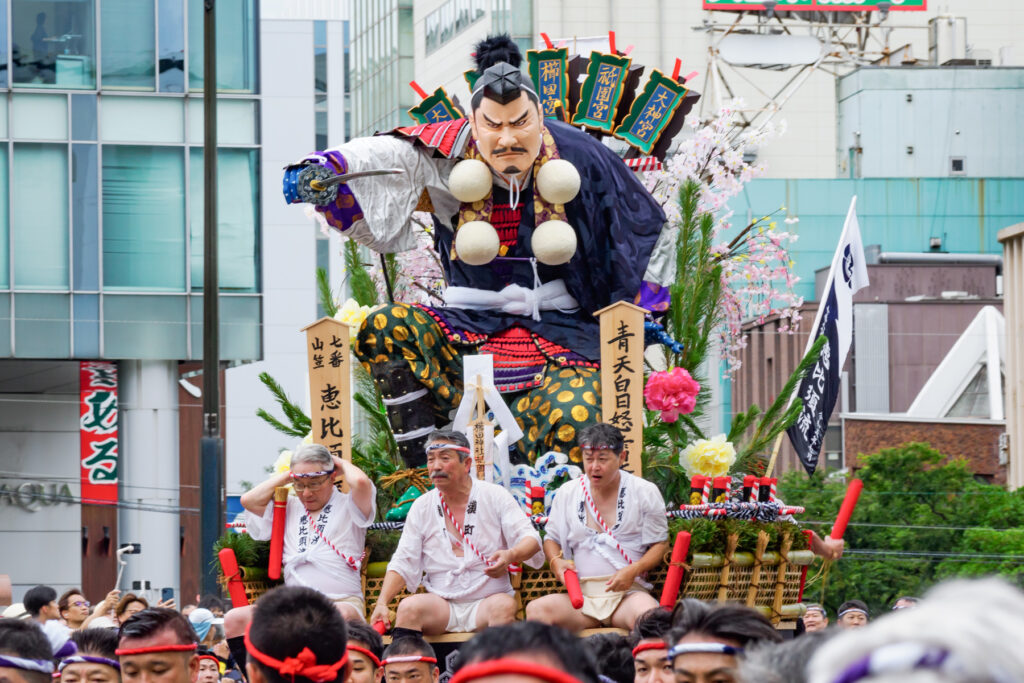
[80,362,119,505]
[703,0,926,10]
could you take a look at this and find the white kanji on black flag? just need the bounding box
[786,197,870,474]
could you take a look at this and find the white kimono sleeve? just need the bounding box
[638,481,670,546]
[322,135,460,253]
[243,502,276,542]
[345,481,377,529]
[385,497,428,591]
[543,483,573,550]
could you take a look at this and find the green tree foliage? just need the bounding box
[779,442,1024,616]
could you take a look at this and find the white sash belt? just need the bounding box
[443,279,580,322]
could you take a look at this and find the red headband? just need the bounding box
[380,655,437,666]
[115,644,198,656]
[197,654,221,666]
[450,659,584,683]
[347,646,381,668]
[244,624,349,683]
[631,641,668,658]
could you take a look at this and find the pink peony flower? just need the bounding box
[644,367,701,422]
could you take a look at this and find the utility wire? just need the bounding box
[800,519,1022,532]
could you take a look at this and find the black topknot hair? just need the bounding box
[473,34,523,74]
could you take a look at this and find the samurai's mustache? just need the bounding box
[493,146,528,155]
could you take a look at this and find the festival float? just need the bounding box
[215,32,859,635]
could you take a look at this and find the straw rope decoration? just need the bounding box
[579,479,633,564]
[438,493,494,567]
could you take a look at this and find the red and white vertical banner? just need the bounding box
[80,361,119,505]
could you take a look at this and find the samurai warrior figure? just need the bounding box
[284,36,676,467]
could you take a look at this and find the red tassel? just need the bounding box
[540,32,554,50]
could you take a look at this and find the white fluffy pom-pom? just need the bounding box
[448,159,492,203]
[455,221,500,265]
[531,220,577,266]
[536,159,581,205]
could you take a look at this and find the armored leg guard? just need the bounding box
[371,360,438,468]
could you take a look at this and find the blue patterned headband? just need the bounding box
[833,643,1015,683]
[59,655,121,672]
[0,655,55,675]
[290,468,334,479]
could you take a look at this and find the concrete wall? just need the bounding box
[838,68,1024,178]
[225,17,322,496]
[0,391,81,600]
[885,301,1001,412]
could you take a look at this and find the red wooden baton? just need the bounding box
[564,569,584,609]
[830,479,863,540]
[218,548,249,608]
[659,531,690,609]
[372,621,387,635]
[268,487,288,580]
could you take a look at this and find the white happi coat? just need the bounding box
[245,486,376,599]
[545,471,668,586]
[387,479,544,600]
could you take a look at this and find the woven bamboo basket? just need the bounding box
[220,530,810,625]
[217,567,283,605]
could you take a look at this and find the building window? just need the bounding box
[0,146,9,289]
[12,0,96,89]
[491,0,533,56]
[187,0,257,93]
[946,365,1003,418]
[188,147,259,293]
[13,143,68,290]
[425,0,486,55]
[101,0,155,90]
[158,0,185,92]
[314,20,327,150]
[102,145,186,291]
[343,20,351,140]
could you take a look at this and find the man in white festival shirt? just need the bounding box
[370,429,543,635]
[526,422,669,632]
[223,443,376,668]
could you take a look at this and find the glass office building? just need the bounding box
[0,0,261,361]
[350,0,414,137]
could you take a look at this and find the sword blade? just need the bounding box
[309,168,405,190]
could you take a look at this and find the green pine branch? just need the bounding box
[737,334,827,461]
[255,372,311,436]
[316,267,339,317]
[344,239,379,307]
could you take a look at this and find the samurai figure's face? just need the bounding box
[469,92,543,181]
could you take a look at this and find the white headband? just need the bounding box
[667,643,743,659]
[838,608,869,618]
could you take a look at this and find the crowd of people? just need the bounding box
[4,423,1024,682]
[4,578,1024,683]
